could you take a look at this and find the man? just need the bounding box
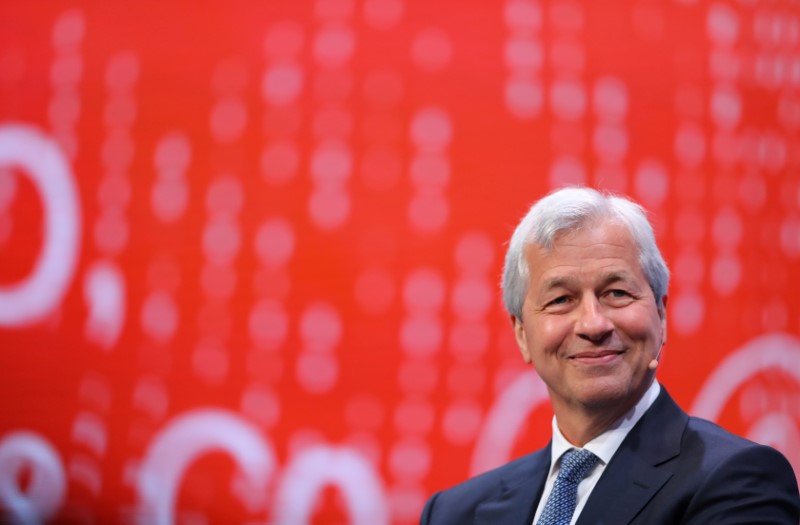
[420,187,800,524]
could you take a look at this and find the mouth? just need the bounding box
[569,350,624,365]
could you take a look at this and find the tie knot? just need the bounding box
[558,448,598,484]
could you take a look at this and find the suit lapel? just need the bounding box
[576,389,687,525]
[475,445,551,525]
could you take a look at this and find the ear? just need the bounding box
[658,294,668,346]
[512,315,533,364]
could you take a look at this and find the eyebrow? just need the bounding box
[538,270,637,293]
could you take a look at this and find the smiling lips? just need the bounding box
[569,350,624,364]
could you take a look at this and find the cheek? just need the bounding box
[530,318,571,352]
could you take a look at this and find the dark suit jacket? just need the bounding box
[421,388,800,524]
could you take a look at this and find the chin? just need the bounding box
[573,378,638,410]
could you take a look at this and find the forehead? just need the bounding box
[525,220,645,281]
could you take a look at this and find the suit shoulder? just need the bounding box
[424,447,548,517]
[684,415,796,474]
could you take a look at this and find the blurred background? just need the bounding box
[0,1,798,523]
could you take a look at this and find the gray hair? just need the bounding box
[502,186,669,320]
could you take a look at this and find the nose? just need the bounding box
[575,294,613,343]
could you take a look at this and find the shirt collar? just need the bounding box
[549,380,661,469]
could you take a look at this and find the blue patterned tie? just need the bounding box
[536,448,599,525]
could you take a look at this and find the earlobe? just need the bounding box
[512,316,532,364]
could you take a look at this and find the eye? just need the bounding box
[547,295,570,306]
[608,289,628,298]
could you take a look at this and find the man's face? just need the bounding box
[512,219,666,416]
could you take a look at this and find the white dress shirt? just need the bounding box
[531,381,661,525]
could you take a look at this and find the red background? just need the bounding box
[0,1,799,523]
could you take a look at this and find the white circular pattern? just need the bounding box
[310,140,352,184]
[363,0,405,29]
[403,268,445,313]
[52,9,85,47]
[210,98,248,143]
[673,247,705,288]
[0,168,17,210]
[313,24,356,67]
[101,132,134,171]
[504,0,542,31]
[48,94,80,125]
[451,278,494,321]
[254,217,295,267]
[455,232,494,274]
[262,64,304,106]
[393,399,435,435]
[711,253,741,296]
[308,187,351,230]
[410,107,452,150]
[504,36,543,70]
[549,155,587,187]
[738,172,767,211]
[410,154,449,189]
[261,140,300,185]
[399,316,443,356]
[296,352,339,394]
[103,96,136,128]
[550,40,585,72]
[105,51,139,90]
[240,385,281,428]
[202,217,241,265]
[592,77,628,121]
[299,302,343,351]
[550,79,586,121]
[710,85,742,129]
[388,484,427,524]
[411,28,453,72]
[780,215,800,258]
[388,438,431,481]
[248,298,289,350]
[762,299,788,331]
[206,176,244,217]
[154,132,191,173]
[132,376,170,419]
[634,160,669,208]
[707,3,739,47]
[712,207,742,248]
[397,360,438,394]
[141,290,179,343]
[0,124,81,326]
[408,191,449,233]
[93,209,128,254]
[192,340,229,386]
[674,123,706,168]
[505,77,544,119]
[151,178,188,223]
[672,290,705,335]
[592,124,628,163]
[442,401,483,445]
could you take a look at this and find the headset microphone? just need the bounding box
[648,345,663,371]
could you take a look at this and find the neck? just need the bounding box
[552,382,653,447]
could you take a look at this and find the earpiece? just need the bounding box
[648,359,659,370]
